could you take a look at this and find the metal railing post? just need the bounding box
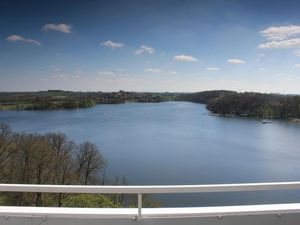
[138,193,142,221]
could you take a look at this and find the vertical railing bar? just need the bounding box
[138,193,142,221]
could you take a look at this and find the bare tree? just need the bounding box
[76,142,106,185]
[46,133,75,206]
[0,124,14,180]
[31,135,56,206]
[0,124,111,207]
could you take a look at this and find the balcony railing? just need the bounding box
[1,181,300,224]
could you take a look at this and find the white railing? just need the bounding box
[1,181,300,221]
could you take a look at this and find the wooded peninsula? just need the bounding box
[1,90,300,120]
[177,90,300,120]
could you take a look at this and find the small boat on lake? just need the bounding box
[261,120,272,124]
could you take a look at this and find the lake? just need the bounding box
[1,101,300,206]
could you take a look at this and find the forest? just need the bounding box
[178,91,300,119]
[0,123,159,208]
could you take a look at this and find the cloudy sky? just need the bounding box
[2,0,300,93]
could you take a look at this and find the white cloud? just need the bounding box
[227,58,245,64]
[6,34,41,45]
[260,25,300,41]
[259,67,265,71]
[173,55,198,62]
[143,68,177,75]
[101,40,124,49]
[258,25,300,49]
[97,71,115,75]
[42,23,72,34]
[6,35,23,42]
[294,64,300,68]
[135,45,155,55]
[206,67,220,71]
[144,68,162,73]
[258,38,300,49]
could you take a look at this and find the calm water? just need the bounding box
[1,101,300,206]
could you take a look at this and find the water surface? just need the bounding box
[1,102,300,206]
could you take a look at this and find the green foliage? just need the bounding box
[79,99,96,108]
[206,92,300,119]
[0,195,9,206]
[62,100,79,109]
[62,194,121,208]
[127,194,162,208]
[176,90,236,104]
[0,91,178,110]
[178,91,300,119]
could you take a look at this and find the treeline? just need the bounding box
[27,99,97,110]
[178,91,300,119]
[207,92,300,119]
[2,89,300,119]
[0,123,159,208]
[176,90,235,104]
[0,90,178,110]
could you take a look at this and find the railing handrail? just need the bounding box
[2,182,300,220]
[1,181,300,194]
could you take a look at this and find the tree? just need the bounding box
[0,124,14,181]
[30,135,56,206]
[76,142,106,185]
[0,124,161,209]
[46,133,75,206]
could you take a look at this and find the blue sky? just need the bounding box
[2,0,300,93]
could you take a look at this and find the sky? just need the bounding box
[2,0,300,93]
